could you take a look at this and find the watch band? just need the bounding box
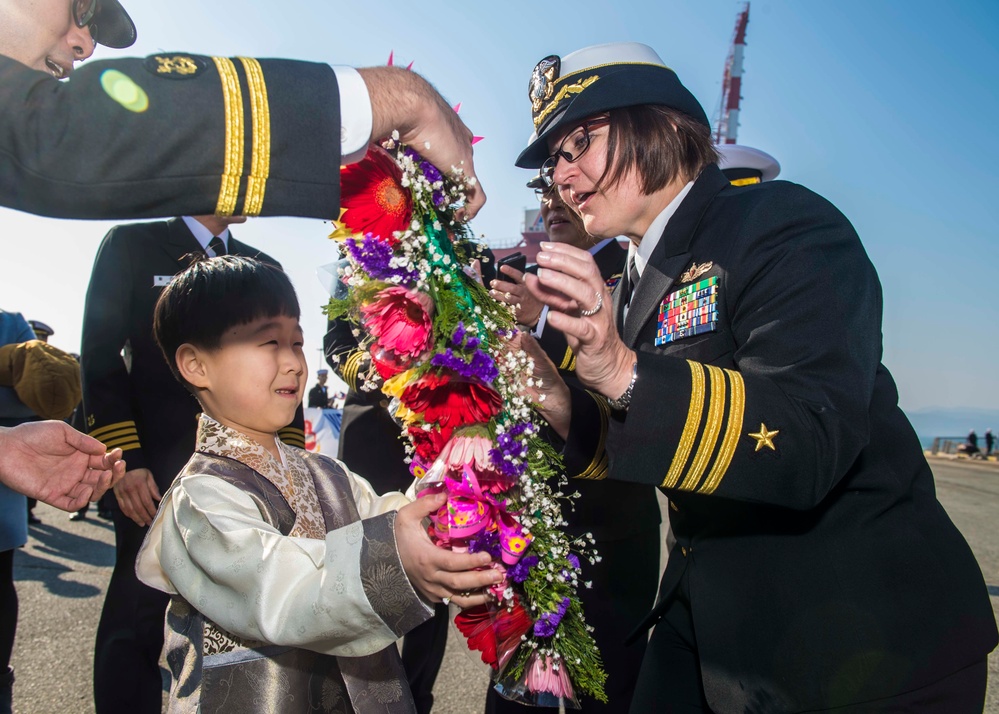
[607,360,638,411]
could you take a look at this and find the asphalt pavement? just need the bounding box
[8,458,998,713]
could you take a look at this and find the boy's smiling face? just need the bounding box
[185,314,306,451]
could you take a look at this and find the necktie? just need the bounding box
[626,256,641,306]
[207,236,227,257]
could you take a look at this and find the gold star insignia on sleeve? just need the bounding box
[748,423,779,452]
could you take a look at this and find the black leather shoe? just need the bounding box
[98,509,113,520]
[69,511,86,521]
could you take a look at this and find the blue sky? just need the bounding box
[1,0,996,412]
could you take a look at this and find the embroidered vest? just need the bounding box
[162,452,415,714]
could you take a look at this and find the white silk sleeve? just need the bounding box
[333,457,416,517]
[135,473,430,657]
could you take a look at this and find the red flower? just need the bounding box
[339,147,412,243]
[361,287,434,360]
[455,599,533,670]
[401,371,502,429]
[407,424,454,462]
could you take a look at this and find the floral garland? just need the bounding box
[325,140,606,706]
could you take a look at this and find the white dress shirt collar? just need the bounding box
[630,181,695,278]
[182,216,230,255]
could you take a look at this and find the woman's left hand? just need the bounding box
[533,242,636,400]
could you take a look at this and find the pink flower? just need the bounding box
[360,287,434,359]
[439,435,494,472]
[525,654,575,700]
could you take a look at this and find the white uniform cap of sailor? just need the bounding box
[716,144,781,181]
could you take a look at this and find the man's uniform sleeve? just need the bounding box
[324,316,368,393]
[80,229,145,469]
[564,188,883,511]
[0,54,341,220]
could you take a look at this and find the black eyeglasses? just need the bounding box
[73,0,100,30]
[540,118,610,186]
[533,184,558,203]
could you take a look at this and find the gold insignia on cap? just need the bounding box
[529,56,560,113]
[154,56,199,75]
[535,75,600,128]
[748,423,779,452]
[680,261,713,284]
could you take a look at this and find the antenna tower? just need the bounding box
[714,2,751,145]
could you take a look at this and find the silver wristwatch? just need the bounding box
[607,361,638,411]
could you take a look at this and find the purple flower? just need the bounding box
[488,422,534,479]
[567,553,580,570]
[430,348,498,383]
[533,597,571,638]
[469,530,502,558]
[346,233,417,283]
[432,190,446,208]
[452,322,467,345]
[509,555,539,584]
[420,160,443,185]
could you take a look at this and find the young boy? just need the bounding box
[136,256,496,713]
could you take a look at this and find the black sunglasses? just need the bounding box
[540,118,610,187]
[73,0,100,29]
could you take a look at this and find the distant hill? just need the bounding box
[901,406,999,448]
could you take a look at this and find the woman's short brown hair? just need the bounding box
[600,105,719,195]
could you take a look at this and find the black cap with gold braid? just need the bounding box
[516,42,709,169]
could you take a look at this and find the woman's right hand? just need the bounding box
[532,242,636,402]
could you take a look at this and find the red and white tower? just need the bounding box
[714,2,751,145]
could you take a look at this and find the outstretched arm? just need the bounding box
[0,421,125,511]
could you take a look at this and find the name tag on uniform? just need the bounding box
[153,275,174,287]
[656,276,719,345]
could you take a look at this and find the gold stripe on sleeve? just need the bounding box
[89,420,136,441]
[103,438,142,452]
[576,392,610,480]
[238,57,271,216]
[661,361,706,489]
[678,364,726,492]
[211,56,245,217]
[279,427,306,448]
[699,367,745,494]
[559,347,574,371]
[344,350,365,391]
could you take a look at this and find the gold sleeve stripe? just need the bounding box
[678,365,726,492]
[576,391,610,480]
[567,355,577,373]
[89,421,136,440]
[699,368,745,494]
[559,346,574,371]
[238,57,270,216]
[661,361,706,489]
[103,438,142,452]
[211,56,244,217]
[278,427,305,440]
[91,427,139,445]
[343,350,365,391]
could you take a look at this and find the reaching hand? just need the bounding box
[516,333,572,440]
[0,421,125,512]
[533,242,636,401]
[395,492,500,607]
[114,467,161,527]
[490,265,544,328]
[358,66,486,221]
